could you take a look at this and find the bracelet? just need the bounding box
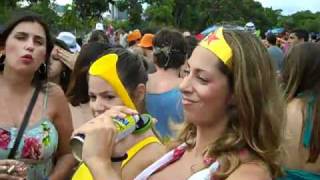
[111,153,128,162]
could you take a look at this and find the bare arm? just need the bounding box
[72,106,139,180]
[48,84,77,180]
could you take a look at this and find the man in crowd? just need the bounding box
[266,33,284,73]
[288,29,309,46]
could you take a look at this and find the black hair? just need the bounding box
[266,33,277,45]
[153,29,187,70]
[185,35,198,58]
[0,12,53,87]
[67,42,112,106]
[88,30,109,44]
[292,29,309,42]
[76,37,83,47]
[101,48,149,93]
[54,38,71,52]
[128,40,138,47]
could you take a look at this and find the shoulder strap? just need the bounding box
[8,85,42,159]
[41,84,49,117]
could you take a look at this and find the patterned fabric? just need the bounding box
[135,143,219,180]
[0,119,58,179]
[0,89,59,180]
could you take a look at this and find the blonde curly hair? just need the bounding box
[172,30,285,179]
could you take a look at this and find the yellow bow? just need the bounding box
[89,54,137,110]
[199,27,233,68]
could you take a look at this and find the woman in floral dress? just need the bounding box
[0,13,75,179]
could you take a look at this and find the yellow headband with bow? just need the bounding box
[199,27,233,68]
[89,53,137,110]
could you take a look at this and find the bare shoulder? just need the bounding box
[286,98,304,126]
[45,82,70,119]
[132,139,166,166]
[287,98,304,115]
[226,163,271,180]
[46,82,65,100]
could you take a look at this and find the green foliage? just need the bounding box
[0,1,18,24]
[1,0,319,38]
[73,0,113,20]
[28,0,60,33]
[278,11,320,32]
[115,0,144,29]
[144,0,174,27]
[103,18,131,31]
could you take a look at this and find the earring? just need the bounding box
[0,54,5,68]
[38,63,47,74]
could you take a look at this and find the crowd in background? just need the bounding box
[0,11,319,180]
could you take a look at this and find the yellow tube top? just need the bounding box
[72,136,160,180]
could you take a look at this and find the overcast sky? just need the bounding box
[256,0,320,15]
[55,0,320,15]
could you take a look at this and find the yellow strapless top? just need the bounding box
[72,136,160,180]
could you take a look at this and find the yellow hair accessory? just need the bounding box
[89,53,136,110]
[199,27,233,68]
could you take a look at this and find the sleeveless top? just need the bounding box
[135,143,219,180]
[72,136,161,180]
[278,94,320,180]
[0,90,59,180]
[146,88,184,137]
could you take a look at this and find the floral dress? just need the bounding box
[0,92,58,180]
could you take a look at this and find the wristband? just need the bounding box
[111,153,128,162]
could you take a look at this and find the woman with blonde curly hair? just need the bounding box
[73,28,285,180]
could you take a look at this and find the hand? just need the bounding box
[72,106,138,164]
[56,47,78,70]
[0,159,27,180]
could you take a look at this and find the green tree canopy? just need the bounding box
[1,0,319,37]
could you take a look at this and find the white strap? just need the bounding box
[188,161,220,180]
[134,143,187,180]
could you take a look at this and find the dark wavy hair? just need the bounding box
[104,48,149,93]
[67,42,111,106]
[0,12,53,87]
[153,29,187,70]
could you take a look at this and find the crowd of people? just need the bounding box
[0,11,319,180]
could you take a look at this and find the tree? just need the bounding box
[115,0,144,29]
[144,0,174,28]
[73,0,114,21]
[27,0,60,33]
[0,0,20,24]
[278,11,320,32]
